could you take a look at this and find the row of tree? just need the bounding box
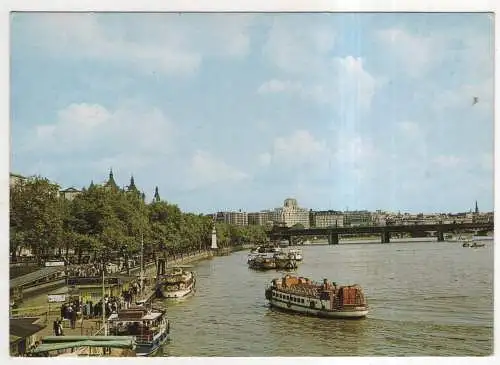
[10,176,269,264]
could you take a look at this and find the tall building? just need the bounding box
[275,198,310,228]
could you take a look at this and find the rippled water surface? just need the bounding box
[159,240,493,356]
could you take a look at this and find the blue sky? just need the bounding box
[10,12,494,214]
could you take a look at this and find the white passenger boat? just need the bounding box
[286,248,303,261]
[107,307,170,357]
[265,275,368,319]
[156,266,196,299]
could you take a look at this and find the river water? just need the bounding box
[159,240,493,357]
[20,239,494,356]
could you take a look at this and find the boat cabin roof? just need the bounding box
[107,310,163,322]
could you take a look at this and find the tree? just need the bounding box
[10,176,64,261]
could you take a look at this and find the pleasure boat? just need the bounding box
[265,275,368,319]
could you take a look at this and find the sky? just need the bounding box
[9,12,494,214]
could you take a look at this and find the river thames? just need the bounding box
[160,239,493,356]
[20,239,493,356]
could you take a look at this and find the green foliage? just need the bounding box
[10,175,268,262]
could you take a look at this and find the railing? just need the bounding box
[10,305,59,318]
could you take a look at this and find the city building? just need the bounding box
[59,187,82,201]
[274,198,310,228]
[213,211,248,226]
[343,210,372,227]
[310,210,344,228]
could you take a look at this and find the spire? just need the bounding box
[153,186,161,202]
[105,168,118,190]
[89,180,95,188]
[475,200,479,214]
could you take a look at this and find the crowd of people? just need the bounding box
[53,281,143,336]
[65,262,125,277]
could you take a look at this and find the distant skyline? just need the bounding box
[10,13,494,214]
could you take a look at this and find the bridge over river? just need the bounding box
[269,222,494,244]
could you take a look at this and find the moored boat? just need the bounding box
[107,307,170,357]
[273,252,298,270]
[286,248,303,261]
[248,254,276,270]
[265,275,368,319]
[156,266,196,299]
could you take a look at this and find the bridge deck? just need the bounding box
[10,266,66,288]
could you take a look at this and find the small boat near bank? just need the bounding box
[265,275,368,319]
[156,266,196,299]
[107,306,170,357]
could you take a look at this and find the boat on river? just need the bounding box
[273,252,298,270]
[107,307,170,357]
[156,266,196,299]
[286,248,303,261]
[265,275,368,319]
[248,246,281,263]
[248,254,276,270]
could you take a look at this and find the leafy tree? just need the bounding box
[10,177,64,261]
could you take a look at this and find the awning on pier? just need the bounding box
[10,266,65,288]
[30,337,136,354]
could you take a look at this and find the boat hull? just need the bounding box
[159,279,195,299]
[136,332,170,357]
[160,286,194,299]
[268,298,368,319]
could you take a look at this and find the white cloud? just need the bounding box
[28,102,175,160]
[258,56,377,108]
[259,130,380,185]
[376,22,493,83]
[18,13,254,76]
[185,150,249,190]
[269,130,330,169]
[331,56,377,110]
